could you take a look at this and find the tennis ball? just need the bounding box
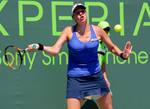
[114,24,122,32]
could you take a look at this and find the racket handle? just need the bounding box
[25,48,29,51]
[25,43,39,51]
[31,43,40,49]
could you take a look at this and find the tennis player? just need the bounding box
[27,3,132,109]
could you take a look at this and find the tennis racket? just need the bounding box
[4,45,28,70]
[4,44,39,70]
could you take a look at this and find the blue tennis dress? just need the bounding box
[66,25,110,99]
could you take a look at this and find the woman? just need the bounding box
[27,3,132,109]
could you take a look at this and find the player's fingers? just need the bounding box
[27,44,36,51]
[123,47,132,58]
[124,41,132,49]
[124,41,132,53]
[127,45,132,53]
[130,45,132,51]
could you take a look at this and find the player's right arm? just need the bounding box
[28,26,71,55]
[43,27,71,55]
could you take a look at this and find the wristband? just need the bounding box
[120,53,127,60]
[38,43,44,50]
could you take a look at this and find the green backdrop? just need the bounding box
[0,0,150,109]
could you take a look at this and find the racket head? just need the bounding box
[4,45,25,70]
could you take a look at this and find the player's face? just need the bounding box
[73,9,87,24]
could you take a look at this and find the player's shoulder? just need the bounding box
[63,26,72,31]
[62,26,73,35]
[91,24,103,32]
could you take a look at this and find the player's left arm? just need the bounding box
[94,25,132,59]
[94,25,122,56]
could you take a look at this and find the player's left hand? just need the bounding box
[122,41,132,59]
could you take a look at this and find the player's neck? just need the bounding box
[76,23,90,35]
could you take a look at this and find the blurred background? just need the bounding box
[0,0,150,109]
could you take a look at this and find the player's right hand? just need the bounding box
[27,43,40,52]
